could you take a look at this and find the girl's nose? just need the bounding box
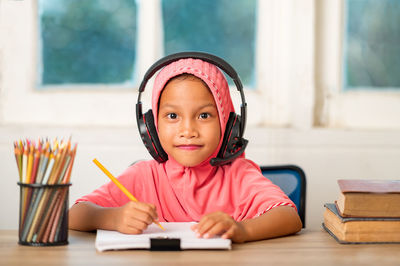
[179,119,199,138]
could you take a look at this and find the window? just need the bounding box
[316,0,400,129]
[39,0,137,86]
[161,0,257,86]
[344,0,400,90]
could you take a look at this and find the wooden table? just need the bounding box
[1,229,399,265]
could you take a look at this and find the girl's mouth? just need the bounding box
[176,145,202,150]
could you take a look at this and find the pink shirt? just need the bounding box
[76,157,295,222]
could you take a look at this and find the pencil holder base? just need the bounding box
[17,182,71,246]
[18,240,69,246]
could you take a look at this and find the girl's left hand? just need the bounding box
[191,211,248,243]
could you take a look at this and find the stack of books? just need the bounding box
[323,179,400,244]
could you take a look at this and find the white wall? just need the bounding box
[1,125,399,230]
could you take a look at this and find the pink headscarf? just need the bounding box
[75,58,295,222]
[152,58,235,135]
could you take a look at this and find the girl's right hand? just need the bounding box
[113,201,159,234]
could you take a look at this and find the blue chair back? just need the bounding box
[260,165,306,228]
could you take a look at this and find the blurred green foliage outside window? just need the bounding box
[39,0,137,86]
[345,0,400,90]
[162,0,257,86]
[39,0,256,88]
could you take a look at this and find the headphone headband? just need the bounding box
[139,52,242,92]
[137,51,247,136]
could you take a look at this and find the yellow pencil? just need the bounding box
[92,158,165,231]
[63,144,77,184]
[26,143,34,184]
[14,142,22,182]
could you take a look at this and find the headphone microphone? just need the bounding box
[136,51,248,166]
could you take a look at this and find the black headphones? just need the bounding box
[136,51,248,166]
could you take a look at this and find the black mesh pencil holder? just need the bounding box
[17,182,71,246]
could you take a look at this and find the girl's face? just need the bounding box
[157,76,221,167]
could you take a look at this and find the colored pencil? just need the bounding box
[37,146,50,184]
[36,143,49,184]
[30,147,41,184]
[63,144,77,184]
[20,188,43,241]
[49,189,68,242]
[21,143,32,225]
[22,144,28,183]
[41,190,62,243]
[42,154,55,185]
[51,141,68,184]
[92,158,165,231]
[14,142,22,181]
[25,143,34,184]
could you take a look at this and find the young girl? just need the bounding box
[69,56,302,243]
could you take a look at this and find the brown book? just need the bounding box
[336,179,400,217]
[323,203,400,244]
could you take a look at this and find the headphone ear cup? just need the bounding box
[141,110,168,163]
[211,111,248,166]
[217,112,240,159]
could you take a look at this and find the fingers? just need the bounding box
[116,201,160,234]
[122,223,145,235]
[133,202,159,222]
[202,222,230,239]
[221,226,235,239]
[194,211,234,239]
[195,219,219,238]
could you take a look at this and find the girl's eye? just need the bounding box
[167,113,177,119]
[199,113,210,119]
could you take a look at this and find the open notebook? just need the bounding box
[95,222,231,251]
